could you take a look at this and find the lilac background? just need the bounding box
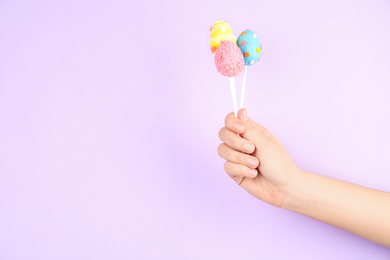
[1,0,390,259]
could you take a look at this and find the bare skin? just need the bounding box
[217,108,390,248]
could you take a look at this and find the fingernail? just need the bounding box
[242,109,248,121]
[250,169,258,177]
[235,124,245,133]
[243,143,254,153]
[248,158,258,168]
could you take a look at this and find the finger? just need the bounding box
[217,143,259,169]
[219,127,255,154]
[225,112,246,134]
[224,161,258,178]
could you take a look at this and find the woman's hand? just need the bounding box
[218,109,303,207]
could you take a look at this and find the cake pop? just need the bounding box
[209,20,236,53]
[215,40,245,116]
[236,30,262,108]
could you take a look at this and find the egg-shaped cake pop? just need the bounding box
[209,20,236,53]
[236,30,262,66]
[215,40,245,77]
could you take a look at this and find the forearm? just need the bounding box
[282,170,390,247]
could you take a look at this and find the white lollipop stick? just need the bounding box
[229,77,238,117]
[240,65,248,109]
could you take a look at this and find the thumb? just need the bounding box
[237,109,275,148]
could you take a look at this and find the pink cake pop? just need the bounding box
[215,41,245,77]
[214,40,245,116]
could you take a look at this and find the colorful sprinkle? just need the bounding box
[253,34,258,39]
[256,48,260,53]
[241,31,246,36]
[241,41,246,46]
[250,60,255,65]
[245,52,250,57]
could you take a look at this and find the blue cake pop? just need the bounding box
[236,30,262,66]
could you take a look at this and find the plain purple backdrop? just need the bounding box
[1,0,390,259]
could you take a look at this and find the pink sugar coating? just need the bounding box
[215,41,245,77]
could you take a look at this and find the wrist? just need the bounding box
[280,168,312,211]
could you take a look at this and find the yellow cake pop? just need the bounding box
[209,20,236,53]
